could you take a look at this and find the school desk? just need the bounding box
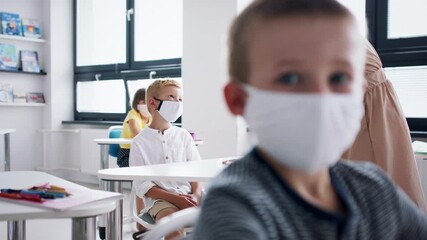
[0,171,122,240]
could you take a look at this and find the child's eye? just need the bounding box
[278,73,299,85]
[329,73,350,85]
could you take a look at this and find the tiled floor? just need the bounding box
[0,182,138,240]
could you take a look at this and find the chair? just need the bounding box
[99,126,125,239]
[108,125,123,160]
[130,185,156,231]
[140,207,200,240]
[131,184,203,239]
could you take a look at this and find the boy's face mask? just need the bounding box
[243,85,364,172]
[154,97,183,123]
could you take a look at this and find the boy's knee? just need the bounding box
[156,207,179,222]
[148,199,179,222]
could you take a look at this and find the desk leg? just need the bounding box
[98,144,109,239]
[104,180,123,240]
[4,133,11,171]
[7,220,25,240]
[72,216,96,240]
[100,144,109,170]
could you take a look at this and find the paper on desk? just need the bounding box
[0,187,123,211]
[412,141,427,154]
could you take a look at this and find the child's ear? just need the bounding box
[224,81,247,116]
[147,97,157,111]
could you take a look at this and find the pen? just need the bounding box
[0,192,43,202]
[21,190,59,199]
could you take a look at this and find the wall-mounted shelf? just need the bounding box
[0,34,46,43]
[0,69,47,75]
[0,102,46,107]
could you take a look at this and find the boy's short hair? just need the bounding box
[132,88,146,111]
[146,79,182,112]
[228,0,356,83]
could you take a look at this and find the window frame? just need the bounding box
[73,0,182,122]
[369,0,427,67]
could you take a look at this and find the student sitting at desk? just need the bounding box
[129,79,202,240]
[117,88,151,168]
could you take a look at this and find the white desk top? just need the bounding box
[0,129,16,134]
[0,171,122,221]
[98,157,240,182]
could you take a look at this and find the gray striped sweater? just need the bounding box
[190,148,427,240]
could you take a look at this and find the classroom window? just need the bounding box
[384,66,427,119]
[387,0,427,39]
[369,0,427,65]
[76,0,127,67]
[133,0,182,62]
[73,0,182,122]
[76,79,126,114]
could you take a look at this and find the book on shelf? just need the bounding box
[0,82,13,103]
[13,90,26,103]
[0,12,22,36]
[0,43,18,71]
[26,92,45,103]
[22,18,41,39]
[20,50,40,73]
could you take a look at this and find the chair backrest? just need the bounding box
[130,184,199,239]
[142,207,200,240]
[108,125,123,158]
[130,185,157,230]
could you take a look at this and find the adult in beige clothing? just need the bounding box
[342,42,426,210]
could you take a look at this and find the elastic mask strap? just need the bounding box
[153,97,163,111]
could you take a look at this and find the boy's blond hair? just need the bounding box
[146,79,182,113]
[228,0,356,84]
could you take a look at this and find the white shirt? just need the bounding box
[129,125,201,212]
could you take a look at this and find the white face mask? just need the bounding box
[137,104,150,116]
[155,98,183,122]
[243,85,364,172]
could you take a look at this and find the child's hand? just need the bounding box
[185,193,201,205]
[173,194,198,209]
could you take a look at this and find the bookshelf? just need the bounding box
[0,30,47,105]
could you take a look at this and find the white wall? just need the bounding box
[182,0,241,159]
[43,0,74,130]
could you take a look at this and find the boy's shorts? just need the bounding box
[148,200,179,219]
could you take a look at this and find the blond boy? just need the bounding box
[129,79,202,239]
[191,0,427,239]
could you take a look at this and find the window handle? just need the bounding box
[149,71,156,79]
[127,8,134,21]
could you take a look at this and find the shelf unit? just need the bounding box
[0,32,47,106]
